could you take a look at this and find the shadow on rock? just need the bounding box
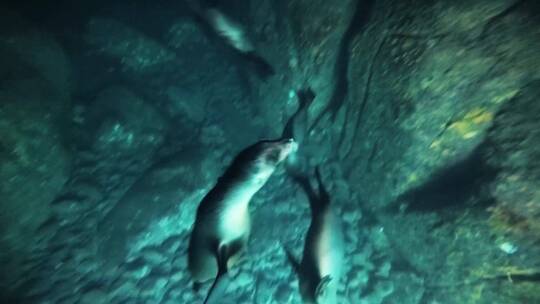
[392,146,497,213]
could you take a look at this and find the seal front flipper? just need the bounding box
[315,275,333,299]
[203,239,244,304]
[296,88,316,108]
[314,166,330,205]
[193,281,203,292]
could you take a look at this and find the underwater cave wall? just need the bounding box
[257,0,540,302]
[308,0,540,302]
[1,0,539,303]
[0,9,73,299]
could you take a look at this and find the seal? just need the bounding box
[187,0,275,79]
[188,138,297,303]
[283,167,345,304]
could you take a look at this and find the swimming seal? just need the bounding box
[283,167,345,304]
[188,138,297,303]
[187,0,275,79]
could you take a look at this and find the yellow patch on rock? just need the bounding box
[449,107,494,139]
[492,89,519,104]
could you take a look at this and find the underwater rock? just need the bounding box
[140,246,168,266]
[479,80,540,300]
[333,0,540,303]
[381,272,424,304]
[158,234,182,255]
[359,280,394,304]
[0,10,71,103]
[86,18,176,75]
[164,86,207,123]
[338,0,538,208]
[85,86,166,161]
[0,9,72,297]
[285,0,357,92]
[166,19,216,71]
[79,287,109,304]
[97,144,204,266]
[485,81,540,235]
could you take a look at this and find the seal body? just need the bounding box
[187,0,275,79]
[284,168,345,304]
[188,138,296,284]
[204,7,274,79]
[204,8,254,53]
[300,204,344,304]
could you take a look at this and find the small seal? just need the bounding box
[188,0,275,79]
[283,167,345,304]
[188,138,297,303]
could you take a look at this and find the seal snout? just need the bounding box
[257,139,296,166]
[276,138,298,161]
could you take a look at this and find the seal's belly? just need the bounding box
[217,187,255,243]
[219,200,250,242]
[315,212,344,278]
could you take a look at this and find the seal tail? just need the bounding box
[203,239,243,304]
[203,271,232,304]
[203,243,231,304]
[243,51,275,80]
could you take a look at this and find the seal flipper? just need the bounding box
[288,171,320,212]
[314,166,330,206]
[315,275,333,299]
[193,282,203,292]
[243,51,275,80]
[297,88,316,109]
[203,239,244,304]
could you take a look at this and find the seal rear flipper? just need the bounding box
[288,171,319,212]
[193,281,203,292]
[203,243,231,304]
[243,51,275,80]
[203,272,232,304]
[203,239,245,304]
